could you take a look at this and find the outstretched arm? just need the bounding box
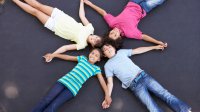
[43,53,78,62]
[79,0,90,25]
[142,34,167,47]
[132,45,164,55]
[97,73,112,109]
[84,0,107,16]
[44,44,77,62]
[53,44,77,54]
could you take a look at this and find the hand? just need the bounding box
[83,0,92,5]
[80,0,83,3]
[154,45,164,50]
[105,95,112,106]
[43,53,54,62]
[102,99,110,109]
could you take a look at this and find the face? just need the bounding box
[102,44,116,58]
[88,35,101,47]
[109,28,121,40]
[88,49,101,64]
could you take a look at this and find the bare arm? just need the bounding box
[44,44,77,62]
[142,34,167,47]
[53,44,77,54]
[84,0,107,16]
[43,53,78,62]
[79,0,90,26]
[102,77,113,109]
[97,73,112,106]
[132,45,164,55]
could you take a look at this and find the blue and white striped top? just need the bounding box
[58,56,101,96]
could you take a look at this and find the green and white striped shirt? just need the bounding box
[58,56,101,96]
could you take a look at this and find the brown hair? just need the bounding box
[90,48,103,59]
[93,36,104,48]
[103,34,123,50]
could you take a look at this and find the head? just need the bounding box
[88,48,103,64]
[103,35,123,50]
[108,28,121,40]
[101,44,116,59]
[87,35,103,48]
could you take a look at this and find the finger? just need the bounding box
[46,58,52,63]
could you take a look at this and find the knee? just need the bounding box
[31,1,43,9]
[43,104,56,112]
[31,8,40,16]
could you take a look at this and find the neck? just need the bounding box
[87,35,91,43]
[108,54,115,59]
[88,60,95,64]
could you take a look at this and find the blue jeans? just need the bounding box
[32,82,74,112]
[129,71,191,112]
[130,0,165,13]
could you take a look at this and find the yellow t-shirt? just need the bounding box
[54,13,94,50]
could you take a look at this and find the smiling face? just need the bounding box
[102,44,116,58]
[88,49,101,64]
[88,35,102,47]
[109,28,121,40]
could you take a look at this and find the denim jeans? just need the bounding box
[129,71,191,112]
[130,0,165,13]
[32,82,74,112]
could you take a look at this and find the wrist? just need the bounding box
[52,53,57,58]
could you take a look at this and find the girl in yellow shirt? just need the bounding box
[13,0,103,54]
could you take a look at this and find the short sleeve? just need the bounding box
[104,63,114,78]
[118,49,133,57]
[85,23,94,35]
[126,28,142,40]
[77,55,87,62]
[103,13,115,28]
[94,66,102,75]
[76,43,87,50]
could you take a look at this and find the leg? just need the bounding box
[142,34,167,47]
[12,0,49,24]
[145,74,191,112]
[32,82,66,112]
[44,88,74,112]
[140,0,165,13]
[131,81,163,112]
[23,0,54,16]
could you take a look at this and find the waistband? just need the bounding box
[129,71,146,88]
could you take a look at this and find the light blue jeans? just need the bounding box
[129,71,191,112]
[131,0,165,13]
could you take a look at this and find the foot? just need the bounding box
[0,0,5,5]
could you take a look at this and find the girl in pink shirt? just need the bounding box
[84,0,167,48]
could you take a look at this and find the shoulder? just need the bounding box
[78,55,88,62]
[117,49,133,57]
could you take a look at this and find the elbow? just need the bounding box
[107,82,113,87]
[61,45,69,51]
[102,10,107,16]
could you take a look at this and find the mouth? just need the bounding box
[90,57,94,61]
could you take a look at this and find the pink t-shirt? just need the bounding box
[104,2,146,40]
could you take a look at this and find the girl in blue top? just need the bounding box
[32,48,111,112]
